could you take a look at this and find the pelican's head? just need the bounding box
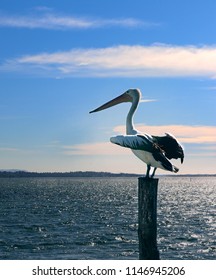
[89,88,141,113]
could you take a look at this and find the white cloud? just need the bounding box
[0,14,92,29]
[62,124,216,156]
[114,124,216,144]
[0,147,20,152]
[63,142,131,156]
[204,86,216,90]
[0,13,151,30]
[3,44,216,78]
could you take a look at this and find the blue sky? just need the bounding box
[0,0,215,174]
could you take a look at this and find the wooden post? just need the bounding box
[138,177,160,260]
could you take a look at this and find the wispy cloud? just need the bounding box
[204,86,216,91]
[63,142,131,156]
[2,44,216,78]
[62,125,216,156]
[0,12,153,30]
[0,147,20,152]
[114,124,216,144]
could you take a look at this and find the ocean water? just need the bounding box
[0,177,215,260]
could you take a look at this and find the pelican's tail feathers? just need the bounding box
[173,166,179,173]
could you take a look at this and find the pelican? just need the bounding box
[90,89,184,178]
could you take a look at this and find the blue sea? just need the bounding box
[0,176,215,260]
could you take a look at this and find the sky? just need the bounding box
[0,0,216,174]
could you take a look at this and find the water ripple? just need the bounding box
[0,177,215,259]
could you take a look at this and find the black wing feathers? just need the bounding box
[153,134,184,162]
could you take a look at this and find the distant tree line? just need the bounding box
[0,171,214,178]
[0,171,140,178]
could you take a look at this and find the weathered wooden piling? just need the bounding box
[138,177,160,260]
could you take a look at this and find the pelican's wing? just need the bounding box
[110,134,178,172]
[153,133,184,163]
[110,134,154,152]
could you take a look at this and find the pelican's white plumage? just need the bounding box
[90,89,184,177]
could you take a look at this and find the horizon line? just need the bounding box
[0,170,215,177]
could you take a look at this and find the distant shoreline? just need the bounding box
[0,170,215,178]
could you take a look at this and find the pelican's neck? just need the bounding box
[126,97,139,135]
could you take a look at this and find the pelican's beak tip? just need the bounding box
[89,109,97,114]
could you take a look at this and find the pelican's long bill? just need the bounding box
[89,91,132,113]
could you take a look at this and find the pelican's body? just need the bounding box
[90,89,184,177]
